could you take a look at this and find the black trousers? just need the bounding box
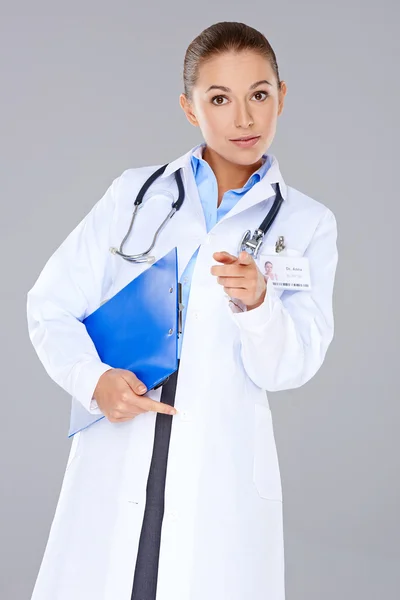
[131,364,180,600]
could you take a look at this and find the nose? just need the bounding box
[234,101,254,128]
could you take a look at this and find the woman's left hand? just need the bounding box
[211,251,267,310]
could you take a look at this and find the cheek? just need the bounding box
[198,106,229,137]
[261,119,278,147]
[260,105,277,130]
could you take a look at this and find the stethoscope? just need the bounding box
[109,164,284,263]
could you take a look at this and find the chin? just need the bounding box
[228,148,265,166]
[205,141,267,166]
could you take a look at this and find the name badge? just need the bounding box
[260,255,311,291]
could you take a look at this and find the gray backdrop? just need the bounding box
[1,3,398,599]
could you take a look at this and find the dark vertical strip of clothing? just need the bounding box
[131,363,180,600]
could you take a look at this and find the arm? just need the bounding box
[230,209,338,391]
[26,178,119,412]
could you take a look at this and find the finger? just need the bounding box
[141,397,177,415]
[120,370,148,395]
[237,251,254,265]
[217,276,247,289]
[211,264,246,277]
[212,251,238,264]
[109,404,146,421]
[107,410,137,423]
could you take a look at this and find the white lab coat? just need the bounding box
[27,145,338,600]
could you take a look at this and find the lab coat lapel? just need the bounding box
[217,156,288,224]
[160,148,207,277]
[159,147,194,180]
[159,145,206,229]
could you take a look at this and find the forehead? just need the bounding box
[196,50,275,88]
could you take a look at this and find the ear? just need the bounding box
[277,81,287,117]
[179,93,199,127]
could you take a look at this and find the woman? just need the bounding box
[263,260,278,282]
[27,21,338,600]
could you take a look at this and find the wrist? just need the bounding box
[246,288,267,311]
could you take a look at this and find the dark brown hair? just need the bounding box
[183,22,282,101]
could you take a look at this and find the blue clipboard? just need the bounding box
[68,247,179,437]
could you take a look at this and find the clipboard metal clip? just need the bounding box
[154,282,183,392]
[178,282,184,336]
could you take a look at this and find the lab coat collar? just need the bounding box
[160,143,288,216]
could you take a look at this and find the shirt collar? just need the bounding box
[159,143,288,202]
[190,143,271,191]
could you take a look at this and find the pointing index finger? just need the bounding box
[212,251,238,264]
[142,397,177,415]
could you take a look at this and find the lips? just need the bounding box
[229,135,261,149]
[230,135,260,141]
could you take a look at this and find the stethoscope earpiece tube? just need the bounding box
[134,164,169,206]
[110,165,183,263]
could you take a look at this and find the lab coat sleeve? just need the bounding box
[26,179,119,413]
[230,208,338,391]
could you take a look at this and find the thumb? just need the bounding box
[121,370,147,395]
[238,251,254,266]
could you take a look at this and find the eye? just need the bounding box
[252,91,269,102]
[211,91,269,105]
[211,95,229,105]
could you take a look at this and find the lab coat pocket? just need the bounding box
[256,245,302,274]
[253,404,282,501]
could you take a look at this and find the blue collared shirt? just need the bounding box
[177,145,272,357]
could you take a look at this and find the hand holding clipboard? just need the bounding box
[69,248,180,437]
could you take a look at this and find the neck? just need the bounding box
[202,145,263,206]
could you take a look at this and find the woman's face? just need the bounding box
[180,50,287,166]
[265,262,273,275]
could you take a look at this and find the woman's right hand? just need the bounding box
[93,368,177,423]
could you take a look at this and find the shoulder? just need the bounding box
[286,184,335,221]
[115,164,163,190]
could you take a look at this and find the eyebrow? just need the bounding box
[205,79,273,93]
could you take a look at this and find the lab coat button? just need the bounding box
[180,410,192,422]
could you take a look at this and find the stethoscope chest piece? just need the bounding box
[238,229,265,258]
[238,185,284,259]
